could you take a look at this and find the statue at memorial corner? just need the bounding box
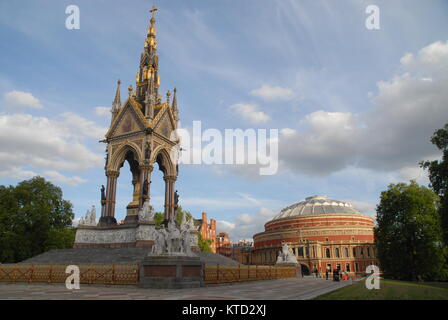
[145,141,151,160]
[101,185,106,201]
[276,243,298,264]
[138,199,154,223]
[79,205,97,226]
[174,190,179,206]
[149,214,196,256]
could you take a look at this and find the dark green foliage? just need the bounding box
[153,205,192,227]
[197,232,213,253]
[375,181,446,281]
[0,177,75,263]
[421,123,448,246]
[153,211,164,226]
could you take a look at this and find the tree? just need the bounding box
[197,232,213,253]
[375,181,445,281]
[153,206,192,227]
[0,177,75,263]
[421,123,448,245]
[153,211,164,226]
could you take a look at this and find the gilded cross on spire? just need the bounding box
[150,6,157,24]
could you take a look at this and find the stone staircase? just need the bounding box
[18,248,240,266]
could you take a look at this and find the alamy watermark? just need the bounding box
[169,121,279,176]
[65,265,80,290]
[365,264,380,290]
[365,5,380,30]
[65,5,80,30]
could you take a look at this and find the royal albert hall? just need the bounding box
[252,196,379,276]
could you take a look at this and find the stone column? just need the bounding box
[99,170,119,226]
[163,175,176,221]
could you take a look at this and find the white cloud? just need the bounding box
[398,166,428,185]
[94,106,111,119]
[4,90,42,109]
[250,85,295,101]
[0,113,104,185]
[341,199,377,216]
[59,112,108,139]
[229,103,270,124]
[274,41,448,178]
[42,170,87,187]
[217,207,276,241]
[280,128,297,137]
[279,110,359,175]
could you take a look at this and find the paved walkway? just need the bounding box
[0,278,354,300]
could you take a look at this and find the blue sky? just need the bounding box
[1,0,448,241]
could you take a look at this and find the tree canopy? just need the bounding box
[0,177,75,263]
[421,123,448,245]
[375,181,446,281]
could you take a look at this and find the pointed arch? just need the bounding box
[151,145,176,177]
[110,142,143,172]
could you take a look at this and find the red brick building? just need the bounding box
[252,196,379,276]
[195,212,216,253]
[216,232,232,257]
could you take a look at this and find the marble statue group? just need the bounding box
[151,210,196,256]
[78,206,97,226]
[276,243,298,264]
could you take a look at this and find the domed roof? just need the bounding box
[271,195,361,220]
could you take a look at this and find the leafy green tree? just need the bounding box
[375,181,446,281]
[153,206,192,227]
[0,177,75,263]
[197,232,213,253]
[153,211,164,226]
[421,123,448,246]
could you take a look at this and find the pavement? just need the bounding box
[0,277,354,300]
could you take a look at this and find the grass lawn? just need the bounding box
[314,279,448,300]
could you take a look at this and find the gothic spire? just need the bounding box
[111,80,121,118]
[172,87,179,121]
[136,6,161,119]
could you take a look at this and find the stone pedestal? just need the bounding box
[74,223,156,248]
[276,262,302,277]
[139,255,204,289]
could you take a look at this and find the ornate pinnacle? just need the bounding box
[166,90,171,104]
[111,79,121,114]
[172,88,177,109]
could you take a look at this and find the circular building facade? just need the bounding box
[252,196,379,276]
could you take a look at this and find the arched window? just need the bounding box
[344,247,349,257]
[353,247,357,257]
[326,248,331,258]
[335,248,340,258]
[367,247,371,257]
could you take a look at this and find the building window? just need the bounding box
[326,264,332,272]
[346,263,350,272]
[352,247,357,257]
[325,248,331,258]
[360,248,364,257]
[336,263,341,271]
[344,247,349,257]
[298,247,304,257]
[355,263,359,272]
[367,247,371,257]
[305,247,310,257]
[335,248,340,258]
